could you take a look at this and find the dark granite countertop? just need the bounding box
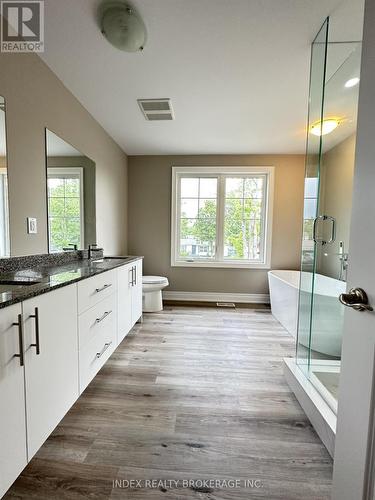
[0,255,143,310]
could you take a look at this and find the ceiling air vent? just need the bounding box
[137,98,174,121]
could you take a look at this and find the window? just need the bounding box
[171,166,274,268]
[47,167,84,252]
[301,176,319,271]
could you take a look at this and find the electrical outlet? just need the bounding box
[27,217,37,234]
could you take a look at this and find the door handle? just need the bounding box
[13,314,24,366]
[339,288,374,312]
[129,267,133,286]
[313,215,336,245]
[30,307,40,355]
[131,266,135,286]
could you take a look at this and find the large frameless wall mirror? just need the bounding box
[45,129,96,252]
[0,96,10,257]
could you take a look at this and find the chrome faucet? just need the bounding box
[338,241,349,281]
[88,243,103,259]
[62,243,78,252]
[324,241,349,281]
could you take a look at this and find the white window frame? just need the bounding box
[0,167,10,257]
[171,166,274,269]
[47,167,85,252]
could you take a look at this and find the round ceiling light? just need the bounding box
[99,1,147,52]
[345,77,360,88]
[310,118,340,136]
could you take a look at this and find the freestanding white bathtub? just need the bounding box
[268,270,346,357]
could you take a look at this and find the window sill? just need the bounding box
[171,260,271,269]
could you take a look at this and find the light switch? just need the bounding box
[27,217,37,234]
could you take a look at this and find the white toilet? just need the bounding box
[142,276,169,312]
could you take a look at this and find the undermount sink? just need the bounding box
[91,257,130,264]
[0,280,41,293]
[0,284,32,294]
[0,280,41,286]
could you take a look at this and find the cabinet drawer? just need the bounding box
[78,270,117,314]
[79,322,115,392]
[78,294,117,350]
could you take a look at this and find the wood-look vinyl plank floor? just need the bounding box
[4,306,332,499]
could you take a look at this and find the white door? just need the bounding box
[23,285,79,459]
[332,1,375,498]
[117,263,132,343]
[131,259,143,326]
[0,303,27,498]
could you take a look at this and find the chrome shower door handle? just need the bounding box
[339,288,374,312]
[313,215,336,245]
[325,215,336,244]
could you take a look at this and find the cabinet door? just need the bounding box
[131,259,143,326]
[23,285,79,459]
[117,264,132,344]
[0,303,27,498]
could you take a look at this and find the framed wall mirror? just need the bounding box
[0,96,10,257]
[45,129,96,252]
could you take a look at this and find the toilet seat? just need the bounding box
[143,276,169,285]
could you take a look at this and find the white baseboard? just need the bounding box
[162,291,270,304]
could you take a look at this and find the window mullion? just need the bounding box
[216,175,225,261]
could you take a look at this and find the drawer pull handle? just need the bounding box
[13,314,24,367]
[95,283,112,293]
[95,310,112,324]
[96,342,112,359]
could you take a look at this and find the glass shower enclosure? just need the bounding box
[296,18,362,413]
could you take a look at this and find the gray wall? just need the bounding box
[128,155,305,294]
[0,52,127,256]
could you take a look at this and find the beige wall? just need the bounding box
[128,155,305,294]
[0,52,128,256]
[318,134,356,278]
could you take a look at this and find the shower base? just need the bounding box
[284,357,337,457]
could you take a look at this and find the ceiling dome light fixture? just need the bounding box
[99,1,147,52]
[310,118,340,137]
[345,77,360,88]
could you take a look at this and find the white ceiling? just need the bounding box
[40,0,364,156]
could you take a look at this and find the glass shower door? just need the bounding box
[296,16,362,413]
[308,39,362,412]
[296,19,329,377]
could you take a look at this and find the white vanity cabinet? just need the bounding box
[23,284,79,459]
[0,303,27,499]
[130,259,143,327]
[77,272,117,392]
[117,259,143,344]
[117,263,132,344]
[0,257,142,496]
